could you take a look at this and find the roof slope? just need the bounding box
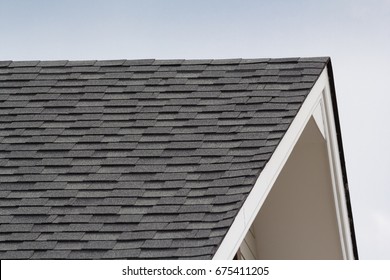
[0,57,328,259]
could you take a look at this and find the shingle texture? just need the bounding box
[0,57,328,259]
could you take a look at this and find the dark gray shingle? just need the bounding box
[0,57,327,259]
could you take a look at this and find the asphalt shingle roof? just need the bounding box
[0,57,328,259]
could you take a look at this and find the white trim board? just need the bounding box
[321,79,355,259]
[213,67,354,260]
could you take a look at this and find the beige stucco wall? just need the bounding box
[247,117,343,259]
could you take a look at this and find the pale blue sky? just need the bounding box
[1,0,389,259]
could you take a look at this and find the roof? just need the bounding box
[0,57,330,259]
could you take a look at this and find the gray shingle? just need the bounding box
[81,233,120,241]
[54,241,86,250]
[119,206,148,214]
[104,249,141,259]
[153,230,197,239]
[68,250,107,259]
[9,61,40,67]
[19,241,57,250]
[171,237,221,248]
[116,215,143,223]
[0,61,12,67]
[179,205,212,213]
[83,206,121,214]
[124,59,155,66]
[46,232,84,241]
[118,231,156,241]
[0,57,329,259]
[0,232,40,242]
[164,222,190,230]
[83,240,116,250]
[0,242,19,251]
[101,224,138,232]
[149,205,181,213]
[175,246,214,257]
[38,60,68,67]
[113,241,144,250]
[142,239,172,248]
[211,202,241,213]
[67,224,103,232]
[140,214,175,223]
[2,250,34,259]
[31,250,71,259]
[0,224,33,232]
[139,248,178,258]
[94,60,126,66]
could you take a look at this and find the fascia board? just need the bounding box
[321,72,355,259]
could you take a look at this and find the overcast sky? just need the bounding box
[0,0,389,259]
